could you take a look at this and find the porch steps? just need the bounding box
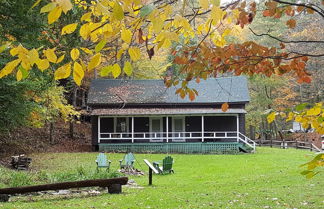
[99,142,254,154]
[238,143,254,153]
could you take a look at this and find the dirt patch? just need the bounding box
[0,120,92,160]
[291,132,323,149]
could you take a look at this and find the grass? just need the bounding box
[0,147,323,208]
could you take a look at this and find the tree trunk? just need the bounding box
[0,177,128,195]
[49,122,54,144]
[69,86,78,139]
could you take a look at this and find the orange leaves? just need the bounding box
[175,87,198,101]
[286,19,296,28]
[221,103,229,112]
[174,56,188,65]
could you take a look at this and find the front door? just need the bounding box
[172,117,185,142]
[114,117,129,138]
[149,117,163,142]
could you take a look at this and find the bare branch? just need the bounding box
[273,0,324,19]
[249,28,324,44]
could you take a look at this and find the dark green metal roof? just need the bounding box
[87,76,250,105]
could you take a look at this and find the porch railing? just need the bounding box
[98,131,256,151]
[238,132,256,152]
[99,131,238,141]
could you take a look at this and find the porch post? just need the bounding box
[131,117,134,143]
[166,116,169,143]
[201,115,204,142]
[236,114,239,142]
[98,116,101,143]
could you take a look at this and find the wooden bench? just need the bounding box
[0,177,128,202]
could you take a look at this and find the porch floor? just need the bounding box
[98,142,250,154]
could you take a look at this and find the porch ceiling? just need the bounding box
[91,108,246,116]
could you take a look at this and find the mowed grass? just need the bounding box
[1,147,323,209]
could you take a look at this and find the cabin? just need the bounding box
[87,76,256,154]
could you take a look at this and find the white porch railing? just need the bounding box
[238,132,256,152]
[98,131,256,151]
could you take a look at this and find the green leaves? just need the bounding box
[100,65,113,77]
[295,103,308,112]
[140,4,155,17]
[95,40,107,52]
[300,153,324,179]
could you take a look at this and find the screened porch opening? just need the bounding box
[98,115,240,143]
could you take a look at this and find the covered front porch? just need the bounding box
[92,111,256,153]
[98,115,241,143]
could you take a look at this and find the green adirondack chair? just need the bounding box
[153,156,174,174]
[95,153,111,172]
[119,153,135,169]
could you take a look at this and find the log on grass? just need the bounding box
[0,177,128,195]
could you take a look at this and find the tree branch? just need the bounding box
[249,28,324,44]
[273,0,324,19]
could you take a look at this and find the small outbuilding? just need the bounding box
[87,76,255,154]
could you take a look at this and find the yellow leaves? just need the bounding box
[211,0,220,6]
[73,62,84,86]
[286,112,294,121]
[16,68,23,81]
[128,47,141,61]
[152,18,164,33]
[54,62,71,80]
[56,0,72,14]
[113,1,124,21]
[80,24,91,40]
[267,112,276,123]
[0,59,21,78]
[211,6,226,24]
[306,107,321,116]
[123,61,132,76]
[56,54,65,63]
[40,3,56,13]
[112,63,121,78]
[42,0,72,24]
[81,12,92,22]
[70,48,80,61]
[28,49,39,63]
[121,28,132,44]
[199,0,209,10]
[48,6,62,24]
[44,48,57,63]
[61,23,78,35]
[31,0,42,9]
[221,102,229,112]
[88,53,101,71]
[80,47,93,55]
[36,59,50,71]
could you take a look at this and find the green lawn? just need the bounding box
[0,147,323,209]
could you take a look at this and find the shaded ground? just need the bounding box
[0,121,92,162]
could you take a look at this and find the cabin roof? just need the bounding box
[91,108,247,116]
[87,76,250,105]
